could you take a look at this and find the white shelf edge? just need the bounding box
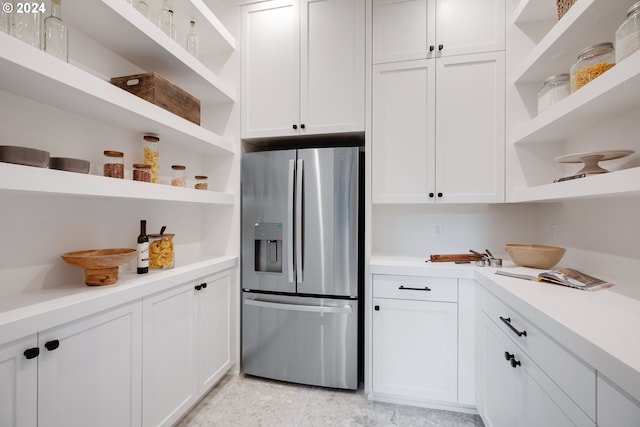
[0,163,235,205]
[0,33,235,155]
[511,51,640,145]
[512,0,558,25]
[190,0,236,52]
[509,167,640,202]
[64,0,236,105]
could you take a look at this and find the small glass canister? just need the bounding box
[570,42,615,92]
[103,150,124,178]
[537,74,570,114]
[133,163,151,182]
[171,165,186,187]
[194,175,208,190]
[148,232,175,269]
[142,134,159,183]
[615,1,640,63]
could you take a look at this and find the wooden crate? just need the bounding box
[110,72,201,125]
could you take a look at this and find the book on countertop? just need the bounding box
[495,268,614,291]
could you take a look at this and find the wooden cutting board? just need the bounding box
[429,253,483,262]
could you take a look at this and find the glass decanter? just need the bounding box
[187,20,199,58]
[44,0,68,62]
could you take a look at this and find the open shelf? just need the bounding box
[510,167,640,202]
[512,0,557,24]
[0,32,235,155]
[511,51,640,145]
[511,0,628,84]
[64,0,235,105]
[0,163,235,205]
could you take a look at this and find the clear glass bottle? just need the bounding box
[537,74,570,114]
[169,10,177,41]
[135,0,150,20]
[194,175,208,190]
[171,165,186,187]
[615,1,640,63]
[0,5,10,34]
[44,0,68,62]
[157,0,172,37]
[10,1,41,48]
[103,150,125,178]
[570,42,615,92]
[187,20,199,58]
[142,135,159,183]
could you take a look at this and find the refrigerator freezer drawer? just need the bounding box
[242,293,358,390]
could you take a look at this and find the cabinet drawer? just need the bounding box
[480,287,596,420]
[373,275,457,302]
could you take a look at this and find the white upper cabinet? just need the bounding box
[372,0,505,64]
[241,0,365,139]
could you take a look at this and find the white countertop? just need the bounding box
[371,255,640,403]
[0,256,238,344]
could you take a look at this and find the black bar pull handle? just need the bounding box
[44,340,59,351]
[399,285,432,292]
[500,316,527,337]
[24,347,40,360]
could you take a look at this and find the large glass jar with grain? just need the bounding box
[570,43,615,92]
[616,1,640,63]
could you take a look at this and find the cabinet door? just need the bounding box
[196,271,232,394]
[241,0,300,138]
[372,0,435,63]
[0,335,38,427]
[597,375,640,427]
[435,51,505,203]
[142,284,197,427]
[372,297,457,402]
[38,301,142,427]
[300,0,365,134]
[435,0,505,57]
[372,60,436,203]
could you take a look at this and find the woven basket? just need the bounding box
[557,0,577,20]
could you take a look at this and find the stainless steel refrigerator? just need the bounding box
[241,146,361,390]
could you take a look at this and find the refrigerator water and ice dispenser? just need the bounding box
[253,222,282,273]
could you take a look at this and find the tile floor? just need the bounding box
[177,374,485,427]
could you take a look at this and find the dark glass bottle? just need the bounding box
[137,220,149,274]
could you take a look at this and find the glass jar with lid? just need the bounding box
[133,163,151,182]
[103,150,124,178]
[615,1,640,63]
[142,134,159,183]
[148,232,174,269]
[194,175,208,190]
[570,42,615,92]
[171,165,186,187]
[537,74,570,114]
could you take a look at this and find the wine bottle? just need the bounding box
[137,220,149,274]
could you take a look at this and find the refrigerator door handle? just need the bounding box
[245,298,352,314]
[295,159,304,283]
[287,159,295,283]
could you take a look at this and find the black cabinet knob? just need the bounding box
[374,305,380,311]
[510,358,522,368]
[23,347,40,360]
[429,45,435,52]
[44,340,59,351]
[293,124,298,130]
[300,124,306,129]
[195,284,202,291]
[437,192,443,198]
[438,44,444,51]
[504,351,514,361]
[429,192,435,198]
[201,283,207,289]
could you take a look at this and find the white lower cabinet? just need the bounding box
[597,374,640,427]
[371,274,475,407]
[0,335,38,427]
[477,286,595,427]
[143,270,233,427]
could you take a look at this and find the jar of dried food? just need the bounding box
[194,175,208,190]
[103,150,124,178]
[537,74,570,114]
[171,165,186,187]
[133,163,151,182]
[143,134,159,183]
[616,1,640,63]
[570,42,615,92]
[148,232,174,269]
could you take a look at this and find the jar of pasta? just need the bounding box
[570,42,615,92]
[103,150,124,178]
[148,232,174,269]
[142,134,160,183]
[194,175,208,190]
[171,165,186,187]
